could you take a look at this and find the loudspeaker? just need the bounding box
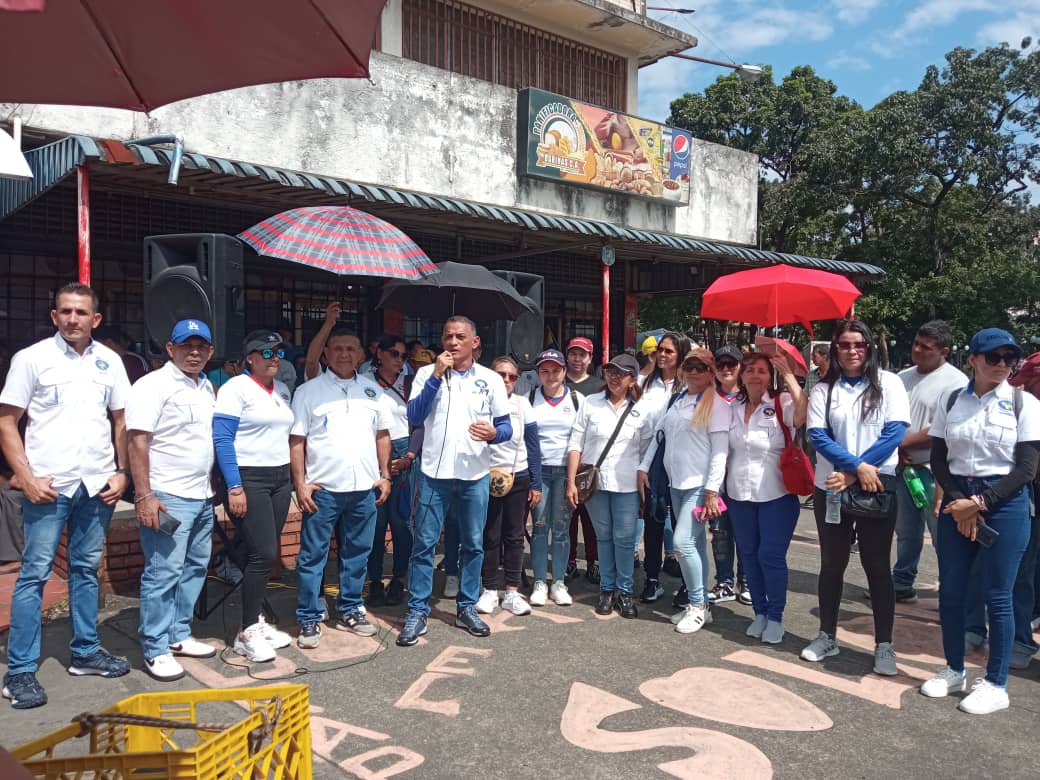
[490,271,544,369]
[143,233,245,361]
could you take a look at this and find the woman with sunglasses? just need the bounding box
[638,349,729,633]
[804,321,910,675]
[477,357,542,616]
[723,352,808,644]
[213,330,295,662]
[567,354,652,618]
[921,329,1040,714]
[365,334,415,607]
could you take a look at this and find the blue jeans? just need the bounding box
[710,501,744,586]
[367,438,413,582]
[139,492,213,659]
[670,487,710,607]
[408,474,489,615]
[893,466,938,589]
[443,510,460,577]
[937,479,1030,687]
[295,488,377,624]
[531,465,570,582]
[8,484,113,673]
[729,495,799,621]
[586,490,639,594]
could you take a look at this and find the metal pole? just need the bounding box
[601,262,610,364]
[77,165,91,285]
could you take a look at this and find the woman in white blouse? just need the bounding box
[638,348,730,634]
[567,354,652,619]
[723,352,807,644]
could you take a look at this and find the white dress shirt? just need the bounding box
[569,393,654,494]
[214,374,293,467]
[291,370,393,492]
[368,369,410,440]
[725,391,795,502]
[0,333,129,497]
[638,391,730,491]
[125,361,216,499]
[931,380,1040,477]
[528,386,583,467]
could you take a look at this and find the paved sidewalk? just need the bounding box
[0,562,68,632]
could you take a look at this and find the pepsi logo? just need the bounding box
[672,133,690,159]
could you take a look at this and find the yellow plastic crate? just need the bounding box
[12,684,311,780]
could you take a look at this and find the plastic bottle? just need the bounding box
[825,490,842,524]
[903,466,928,510]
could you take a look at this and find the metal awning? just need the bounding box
[0,135,885,277]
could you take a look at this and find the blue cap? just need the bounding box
[170,319,213,345]
[969,328,1021,356]
[536,348,566,367]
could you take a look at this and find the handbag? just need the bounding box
[575,400,634,503]
[490,397,522,498]
[824,383,896,521]
[774,394,815,495]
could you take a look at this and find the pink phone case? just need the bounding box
[693,496,727,521]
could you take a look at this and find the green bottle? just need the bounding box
[903,466,928,509]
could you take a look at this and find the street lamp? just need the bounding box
[647,5,696,12]
[668,52,765,82]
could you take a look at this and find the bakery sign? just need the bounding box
[517,88,692,206]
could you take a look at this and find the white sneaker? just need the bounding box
[920,667,967,698]
[530,580,549,606]
[233,623,276,663]
[144,653,184,681]
[443,575,460,599]
[959,678,1009,715]
[761,620,785,645]
[675,605,708,634]
[256,615,291,649]
[801,632,839,662]
[550,581,573,606]
[169,637,217,658]
[873,642,898,676]
[476,588,500,614]
[501,590,532,616]
[746,614,768,639]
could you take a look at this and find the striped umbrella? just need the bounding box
[238,205,439,280]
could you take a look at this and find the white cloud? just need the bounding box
[897,0,997,38]
[826,53,872,72]
[724,9,833,49]
[977,11,1040,47]
[832,0,884,24]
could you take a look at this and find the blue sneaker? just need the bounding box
[68,647,131,678]
[335,611,377,637]
[3,671,47,709]
[297,621,322,649]
[397,611,428,647]
[455,606,491,637]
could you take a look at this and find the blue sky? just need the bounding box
[638,0,1039,122]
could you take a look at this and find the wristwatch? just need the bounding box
[115,468,129,475]
[229,486,245,496]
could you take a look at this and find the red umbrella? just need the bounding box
[0,0,386,112]
[701,264,861,336]
[755,335,808,379]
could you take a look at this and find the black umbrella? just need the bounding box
[376,261,537,321]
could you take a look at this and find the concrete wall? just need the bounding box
[2,53,757,245]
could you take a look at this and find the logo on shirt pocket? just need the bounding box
[998,399,1014,413]
[762,407,776,418]
[365,388,377,399]
[95,359,109,371]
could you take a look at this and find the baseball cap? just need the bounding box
[536,348,566,367]
[242,330,285,357]
[567,337,594,354]
[605,353,640,377]
[683,348,715,369]
[1010,352,1040,388]
[410,347,435,366]
[170,319,212,345]
[640,336,659,356]
[969,328,1021,356]
[714,344,743,364]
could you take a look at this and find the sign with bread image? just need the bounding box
[518,88,692,206]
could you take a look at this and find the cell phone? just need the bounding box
[693,496,728,522]
[975,521,999,549]
[157,508,181,536]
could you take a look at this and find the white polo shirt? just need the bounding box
[291,370,393,492]
[638,391,730,492]
[808,370,911,489]
[725,391,796,502]
[0,333,129,497]
[412,362,511,481]
[368,369,410,440]
[931,381,1040,477]
[125,361,216,499]
[490,394,531,473]
[528,386,583,467]
[569,393,654,493]
[214,374,293,467]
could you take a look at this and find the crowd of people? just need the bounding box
[1,282,1039,720]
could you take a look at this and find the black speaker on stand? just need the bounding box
[143,234,245,361]
[489,271,545,370]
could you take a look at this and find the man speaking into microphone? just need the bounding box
[397,316,512,646]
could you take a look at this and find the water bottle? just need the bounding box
[903,466,928,510]
[825,490,842,524]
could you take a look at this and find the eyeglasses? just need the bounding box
[683,362,710,373]
[715,360,739,369]
[258,348,285,360]
[983,351,1019,367]
[497,371,520,381]
[837,341,868,352]
[382,348,405,359]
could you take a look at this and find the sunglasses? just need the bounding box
[715,360,739,369]
[382,348,406,359]
[497,370,520,381]
[837,340,868,352]
[257,348,285,360]
[683,362,710,373]
[983,351,1019,367]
